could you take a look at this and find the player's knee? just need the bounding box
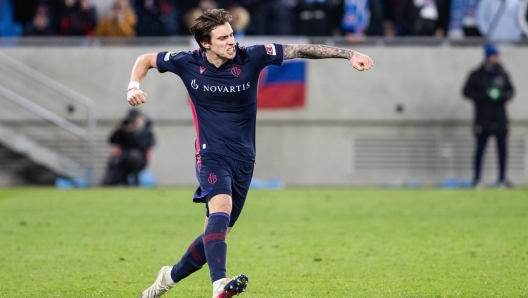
[208,194,232,215]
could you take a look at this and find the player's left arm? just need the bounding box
[283,44,373,71]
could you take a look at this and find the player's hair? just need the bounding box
[190,9,233,51]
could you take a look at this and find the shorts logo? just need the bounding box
[208,173,217,184]
[231,64,241,77]
[265,44,276,55]
[200,66,206,74]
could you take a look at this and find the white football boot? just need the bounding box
[140,266,174,298]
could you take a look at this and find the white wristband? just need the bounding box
[127,81,140,91]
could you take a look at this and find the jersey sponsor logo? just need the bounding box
[231,64,241,77]
[265,44,276,55]
[191,79,251,93]
[200,66,206,74]
[203,82,251,93]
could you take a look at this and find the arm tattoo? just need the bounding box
[283,44,355,60]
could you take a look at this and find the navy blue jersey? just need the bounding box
[156,43,284,162]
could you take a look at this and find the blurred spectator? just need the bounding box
[227,1,251,36]
[521,3,528,37]
[159,0,182,35]
[341,0,370,42]
[234,0,262,35]
[23,4,56,36]
[176,0,202,13]
[12,0,40,28]
[57,0,97,36]
[0,0,23,37]
[383,19,398,36]
[102,109,155,186]
[94,0,137,37]
[462,44,515,188]
[462,0,480,36]
[366,0,385,35]
[183,0,219,34]
[253,0,298,35]
[295,0,343,36]
[399,0,450,36]
[180,0,250,35]
[385,0,405,35]
[476,0,523,41]
[135,0,172,36]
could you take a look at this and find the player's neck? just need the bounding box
[205,51,229,68]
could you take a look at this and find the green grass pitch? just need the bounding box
[1,187,527,297]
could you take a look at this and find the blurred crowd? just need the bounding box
[0,0,526,41]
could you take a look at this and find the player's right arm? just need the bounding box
[127,53,157,106]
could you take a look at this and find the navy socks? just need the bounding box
[169,212,230,284]
[170,235,207,283]
[203,212,230,282]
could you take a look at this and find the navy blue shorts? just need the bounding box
[193,153,254,227]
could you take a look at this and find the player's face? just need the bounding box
[203,23,236,60]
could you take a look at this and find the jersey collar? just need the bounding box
[198,43,247,72]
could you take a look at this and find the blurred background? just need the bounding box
[0,0,527,188]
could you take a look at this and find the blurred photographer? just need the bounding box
[462,44,514,188]
[102,109,155,186]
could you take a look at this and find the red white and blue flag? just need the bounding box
[257,60,306,109]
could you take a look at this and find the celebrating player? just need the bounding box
[129,8,373,298]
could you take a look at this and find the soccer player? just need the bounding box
[128,9,373,298]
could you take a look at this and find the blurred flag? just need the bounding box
[257,60,306,109]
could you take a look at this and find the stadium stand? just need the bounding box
[0,0,527,186]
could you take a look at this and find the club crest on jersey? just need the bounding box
[200,66,206,74]
[265,44,276,55]
[231,64,241,77]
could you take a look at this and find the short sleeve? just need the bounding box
[244,44,284,71]
[156,51,188,75]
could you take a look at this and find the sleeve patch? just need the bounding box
[164,51,181,61]
[265,44,276,55]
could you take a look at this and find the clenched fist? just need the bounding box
[127,88,147,106]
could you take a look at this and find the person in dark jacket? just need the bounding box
[463,43,514,188]
[102,109,155,186]
[399,0,451,36]
[57,0,97,36]
[23,4,56,36]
